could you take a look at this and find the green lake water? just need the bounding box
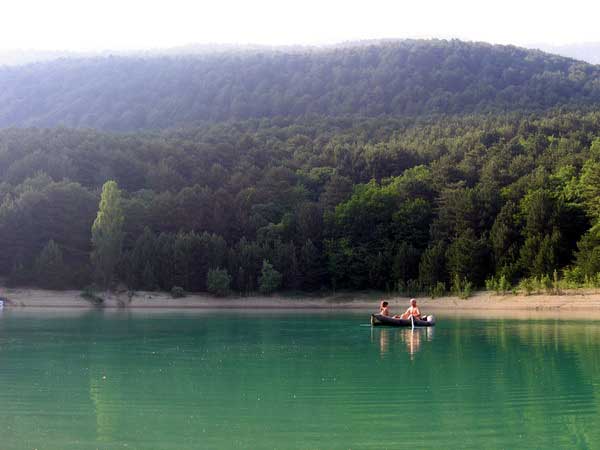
[1,309,600,449]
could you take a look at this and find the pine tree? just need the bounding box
[35,240,67,289]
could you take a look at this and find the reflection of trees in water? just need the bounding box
[4,313,600,448]
[437,319,600,447]
[367,318,600,447]
[374,326,435,359]
[89,371,118,443]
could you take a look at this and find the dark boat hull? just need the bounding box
[371,314,435,327]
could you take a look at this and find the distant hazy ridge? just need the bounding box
[1,40,600,131]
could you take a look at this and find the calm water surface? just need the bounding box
[1,309,599,449]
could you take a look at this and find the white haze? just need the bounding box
[1,0,600,52]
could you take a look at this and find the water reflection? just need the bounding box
[2,312,600,449]
[374,326,435,358]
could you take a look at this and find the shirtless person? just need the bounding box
[379,301,391,316]
[395,298,421,320]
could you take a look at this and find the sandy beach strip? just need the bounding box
[2,286,600,313]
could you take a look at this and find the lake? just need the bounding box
[1,309,599,449]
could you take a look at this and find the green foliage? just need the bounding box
[540,274,553,294]
[91,181,124,288]
[80,287,104,305]
[486,275,511,295]
[418,242,447,289]
[518,277,535,296]
[485,276,497,292]
[258,260,283,295]
[396,279,424,298]
[207,268,231,297]
[446,229,490,286]
[563,266,585,285]
[0,101,598,294]
[34,240,67,289]
[2,40,600,131]
[429,282,446,299]
[170,286,186,298]
[452,273,473,299]
[575,223,600,277]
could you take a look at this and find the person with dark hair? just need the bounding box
[379,300,390,316]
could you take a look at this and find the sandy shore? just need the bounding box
[2,286,600,312]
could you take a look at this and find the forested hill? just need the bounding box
[1,40,600,131]
[1,113,600,294]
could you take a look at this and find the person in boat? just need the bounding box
[379,301,390,316]
[394,298,421,320]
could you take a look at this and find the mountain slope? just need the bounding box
[1,39,600,131]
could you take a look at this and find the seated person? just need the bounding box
[379,300,390,316]
[394,298,421,320]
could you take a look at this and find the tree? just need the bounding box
[91,181,124,288]
[207,268,231,297]
[392,242,420,283]
[446,229,491,286]
[258,260,282,295]
[575,223,600,277]
[299,239,325,290]
[35,240,67,289]
[130,227,157,289]
[518,189,561,277]
[418,242,447,289]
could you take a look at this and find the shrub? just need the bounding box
[531,276,542,294]
[258,260,282,295]
[452,273,473,299]
[541,274,553,294]
[552,269,562,295]
[80,287,104,305]
[430,281,446,299]
[461,279,473,299]
[584,273,600,288]
[171,286,186,298]
[563,266,584,286]
[452,273,462,297]
[519,277,535,296]
[485,276,497,292]
[207,268,231,297]
[497,275,511,295]
[397,279,426,297]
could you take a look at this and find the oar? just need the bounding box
[411,314,415,330]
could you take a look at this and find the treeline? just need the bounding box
[1,40,600,130]
[1,112,600,294]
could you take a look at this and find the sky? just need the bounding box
[2,0,600,51]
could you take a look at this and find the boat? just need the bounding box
[371,314,435,327]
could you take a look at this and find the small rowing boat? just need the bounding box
[370,314,435,327]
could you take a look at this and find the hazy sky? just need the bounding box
[2,0,600,51]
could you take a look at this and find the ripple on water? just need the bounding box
[1,311,600,449]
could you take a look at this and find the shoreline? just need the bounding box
[2,287,600,312]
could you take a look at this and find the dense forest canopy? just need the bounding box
[1,111,600,293]
[1,39,600,294]
[1,40,600,131]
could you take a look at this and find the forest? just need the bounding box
[1,40,600,131]
[1,110,599,295]
[1,39,600,295]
